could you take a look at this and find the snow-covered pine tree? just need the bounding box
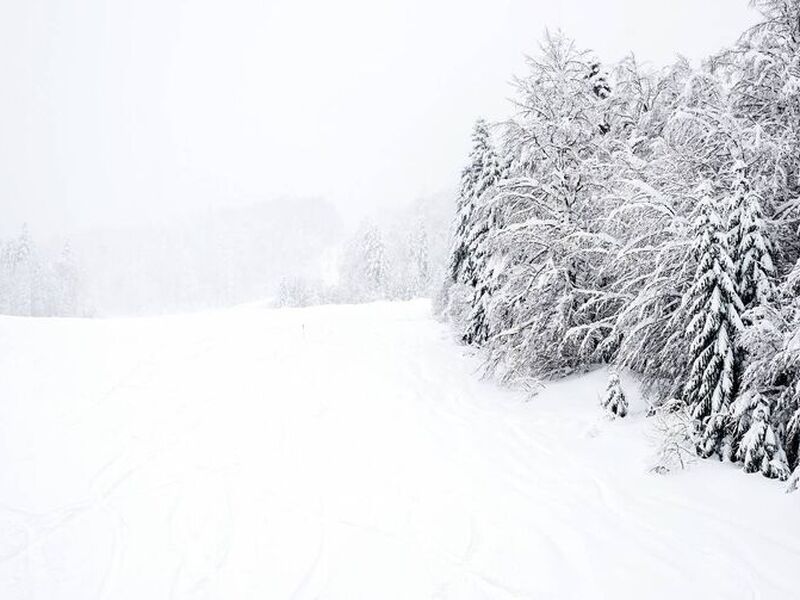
[733,391,790,479]
[601,370,628,418]
[588,61,611,134]
[730,300,793,477]
[450,119,494,285]
[727,161,776,309]
[680,190,744,458]
[462,236,503,346]
[729,254,800,486]
[446,116,507,345]
[763,291,800,478]
[459,130,506,298]
[462,155,509,346]
[588,61,611,100]
[724,155,786,476]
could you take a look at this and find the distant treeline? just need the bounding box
[275,194,452,308]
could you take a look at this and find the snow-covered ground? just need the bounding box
[0,300,798,599]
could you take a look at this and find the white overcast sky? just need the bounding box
[1,0,759,236]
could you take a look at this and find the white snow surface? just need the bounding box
[0,299,798,599]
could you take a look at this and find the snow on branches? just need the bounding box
[444,8,800,487]
[601,371,628,418]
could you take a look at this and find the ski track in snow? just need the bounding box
[0,299,798,599]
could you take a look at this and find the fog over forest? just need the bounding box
[0,190,452,316]
[0,0,755,316]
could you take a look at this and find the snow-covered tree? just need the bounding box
[727,162,776,309]
[588,61,612,100]
[445,117,508,345]
[450,119,507,285]
[600,59,697,391]
[679,191,744,457]
[450,119,495,285]
[650,398,697,474]
[477,33,623,379]
[720,0,800,269]
[462,238,505,346]
[733,391,789,479]
[462,161,509,346]
[729,302,793,476]
[743,286,800,481]
[601,371,628,418]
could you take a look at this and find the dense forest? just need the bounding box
[440,0,800,486]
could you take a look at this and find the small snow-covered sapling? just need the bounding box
[601,371,628,418]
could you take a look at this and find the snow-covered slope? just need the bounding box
[0,300,797,599]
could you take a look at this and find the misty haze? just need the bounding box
[2,1,800,599]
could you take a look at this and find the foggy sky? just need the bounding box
[1,0,758,237]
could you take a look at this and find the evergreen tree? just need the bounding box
[588,61,611,134]
[730,302,794,478]
[725,157,783,474]
[680,191,744,457]
[450,119,502,286]
[727,161,775,309]
[734,392,790,479]
[588,61,611,99]
[769,303,800,475]
[463,158,509,346]
[462,241,503,346]
[601,371,628,418]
